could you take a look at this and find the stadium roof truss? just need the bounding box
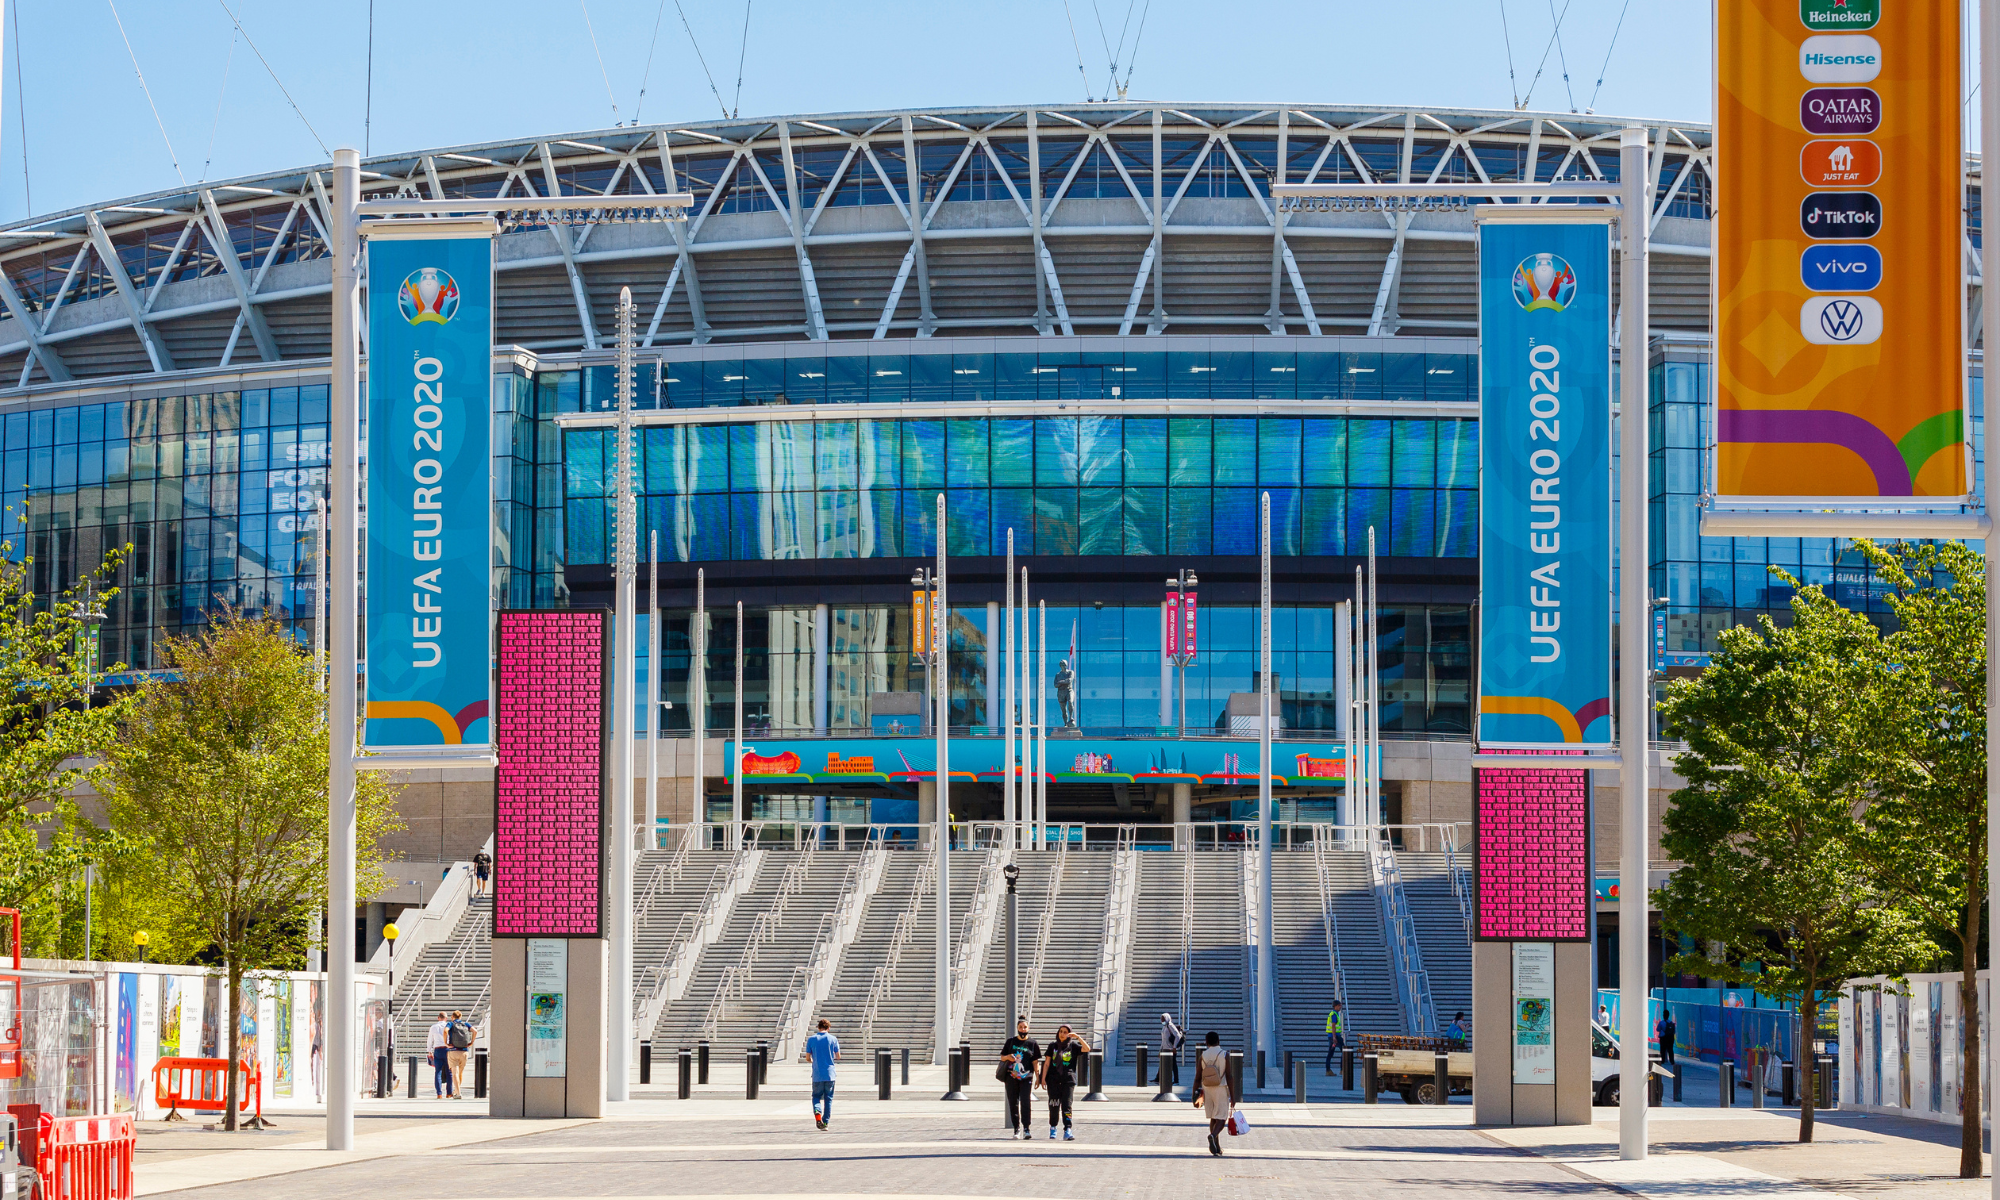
[0,102,1815,392]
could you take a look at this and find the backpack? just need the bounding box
[447,1021,473,1050]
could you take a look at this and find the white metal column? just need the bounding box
[1257,492,1276,1060]
[647,533,660,845]
[1617,125,1653,1161]
[933,493,952,1061]
[1336,599,1352,834]
[814,603,830,734]
[325,146,361,1152]
[608,289,637,1102]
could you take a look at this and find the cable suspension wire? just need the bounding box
[106,0,185,185]
[1061,0,1093,102]
[579,0,621,125]
[200,28,238,182]
[215,0,329,158]
[1498,0,1522,110]
[633,0,671,125]
[730,0,751,120]
[1117,0,1150,98]
[1517,0,1573,112]
[1090,0,1116,98]
[1547,0,1577,112]
[12,0,29,214]
[1585,0,1632,113]
[364,0,373,156]
[672,0,731,120]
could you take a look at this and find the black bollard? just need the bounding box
[375,1054,390,1099]
[1817,1055,1836,1108]
[877,1048,892,1099]
[1720,1058,1735,1108]
[1153,1049,1177,1102]
[1226,1050,1244,1101]
[1781,1060,1795,1107]
[474,1049,489,1099]
[678,1048,692,1099]
[1083,1050,1108,1102]
[758,1040,771,1084]
[746,1048,760,1099]
[1750,1049,1764,1109]
[1294,1056,1308,1104]
[1434,1052,1450,1105]
[1136,1044,1150,1089]
[407,1055,419,1099]
[942,1047,969,1101]
[698,1040,710,1085]
[1342,1048,1355,1091]
[1283,1049,1293,1081]
[1672,1059,1682,1104]
[1257,1049,1266,1090]
[1363,1052,1379,1104]
[901,1047,910,1086]
[640,1040,652,1086]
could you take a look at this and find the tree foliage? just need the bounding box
[1656,580,1930,1143]
[97,615,401,1128]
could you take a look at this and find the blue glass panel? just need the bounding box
[1214,419,1256,485]
[1303,419,1347,487]
[1214,487,1257,554]
[643,427,680,494]
[992,488,1035,554]
[1393,421,1436,487]
[729,492,762,559]
[1035,488,1078,554]
[80,405,104,444]
[903,420,944,491]
[1078,416,1122,486]
[1123,487,1165,555]
[952,353,994,402]
[1347,487,1392,553]
[1391,488,1434,556]
[1443,490,1478,557]
[1119,353,1166,400]
[768,492,814,559]
[1259,419,1302,486]
[1,450,21,493]
[1080,486,1122,554]
[28,410,51,447]
[688,426,729,493]
[817,421,858,491]
[566,497,608,563]
[1304,488,1345,555]
[1382,352,1425,403]
[300,385,329,424]
[859,419,899,488]
[1350,419,1391,486]
[80,445,103,486]
[1168,349,1210,398]
[565,430,607,497]
[1209,349,1252,399]
[1266,487,1301,555]
[704,360,745,406]
[1339,352,1382,400]
[2,413,23,450]
[660,360,698,407]
[767,422,815,491]
[786,358,828,405]
[1426,353,1471,400]
[997,354,1039,402]
[647,495,687,562]
[947,419,988,488]
[902,489,938,557]
[729,424,762,490]
[53,445,76,488]
[869,354,909,403]
[1124,418,1166,485]
[946,487,989,556]
[1253,348,1297,399]
[1437,420,1477,489]
[742,358,785,405]
[827,355,868,404]
[990,418,1034,486]
[1169,418,1212,485]
[1035,418,1078,487]
[1298,352,1341,401]
[910,354,951,402]
[863,489,900,556]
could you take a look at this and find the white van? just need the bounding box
[1592,1020,1670,1105]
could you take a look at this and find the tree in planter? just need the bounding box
[1656,579,1930,1143]
[1848,539,1989,1177]
[98,615,401,1130]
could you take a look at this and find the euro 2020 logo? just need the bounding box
[1511,252,1577,313]
[398,267,460,326]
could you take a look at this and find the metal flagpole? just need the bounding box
[1336,598,1351,839]
[1020,566,1031,848]
[1005,529,1016,844]
[733,599,744,851]
[934,493,952,1062]
[1257,492,1276,1060]
[1617,124,1653,1161]
[608,288,637,1102]
[694,569,705,835]
[313,493,329,972]
[648,532,659,848]
[1038,599,1047,848]
[325,146,360,1152]
[1980,4,2000,1194]
[1367,536,1380,833]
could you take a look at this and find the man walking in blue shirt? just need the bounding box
[806,1018,841,1131]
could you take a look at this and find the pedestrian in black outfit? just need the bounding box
[1040,1024,1090,1141]
[998,1016,1040,1139]
[1659,1012,1678,1069]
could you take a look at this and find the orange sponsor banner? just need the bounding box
[1715,0,1965,499]
[741,750,803,776]
[825,751,877,774]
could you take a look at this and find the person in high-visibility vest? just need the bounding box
[1324,1001,1345,1075]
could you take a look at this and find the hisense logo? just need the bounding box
[1800,35,1882,83]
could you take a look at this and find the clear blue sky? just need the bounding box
[11,1,1717,221]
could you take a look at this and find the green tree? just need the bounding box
[1849,539,1988,1177]
[1656,580,1930,1143]
[97,615,401,1129]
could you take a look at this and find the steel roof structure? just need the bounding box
[0,101,1799,392]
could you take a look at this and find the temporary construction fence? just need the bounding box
[33,1112,133,1200]
[1842,971,1991,1128]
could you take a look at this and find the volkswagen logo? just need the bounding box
[1818,298,1868,341]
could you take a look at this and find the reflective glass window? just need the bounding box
[1078,416,1122,486]
[1169,349,1210,398]
[869,355,909,403]
[1035,418,1078,487]
[1123,418,1166,486]
[997,354,1039,402]
[1080,486,1122,555]
[1214,486,1257,554]
[827,355,868,404]
[910,354,952,402]
[1209,349,1252,399]
[1119,353,1167,400]
[953,353,994,402]
[1214,419,1256,485]
[947,419,988,489]
[1350,419,1392,486]
[859,420,899,489]
[787,359,828,405]
[743,358,786,405]
[1253,347,1297,399]
[1393,421,1436,487]
[990,418,1034,487]
[1339,352,1382,400]
[1035,488,1078,554]
[1259,419,1302,486]
[705,360,745,407]
[903,421,944,491]
[1383,353,1425,403]
[1169,419,1212,485]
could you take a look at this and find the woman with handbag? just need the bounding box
[1191,1030,1238,1156]
[998,1016,1039,1139]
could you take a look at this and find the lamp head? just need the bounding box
[383,922,401,942]
[132,930,149,948]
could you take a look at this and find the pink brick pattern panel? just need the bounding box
[494,610,605,937]
[1475,757,1589,941]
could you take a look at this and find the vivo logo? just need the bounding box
[1800,244,1883,291]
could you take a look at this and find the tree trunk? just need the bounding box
[1961,898,1982,1180]
[223,959,241,1132]
[1799,1003,1815,1142]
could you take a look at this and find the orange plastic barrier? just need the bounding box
[150,1057,261,1123]
[35,1113,133,1200]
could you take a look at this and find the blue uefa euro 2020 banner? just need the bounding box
[364,226,493,749]
[1476,218,1613,748]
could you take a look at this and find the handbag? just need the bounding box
[1228,1108,1249,1137]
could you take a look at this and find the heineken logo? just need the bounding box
[1801,0,1878,30]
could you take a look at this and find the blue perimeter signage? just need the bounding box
[721,736,1376,786]
[363,221,496,749]
[1475,216,1614,749]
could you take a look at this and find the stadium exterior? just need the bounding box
[0,102,1968,932]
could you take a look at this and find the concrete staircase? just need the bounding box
[1112,852,1249,1073]
[1270,850,1341,1075]
[1317,847,1402,1039]
[813,849,984,1060]
[964,849,1114,1056]
[1399,851,1474,1030]
[391,897,492,1050]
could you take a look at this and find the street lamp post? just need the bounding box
[1003,863,1020,1045]
[1165,570,1198,739]
[382,920,401,1075]
[132,930,149,964]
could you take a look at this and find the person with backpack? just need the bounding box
[1039,1025,1089,1141]
[472,850,493,899]
[1159,1012,1185,1086]
[445,1010,474,1097]
[1192,1030,1239,1157]
[997,1016,1039,1138]
[425,1011,453,1099]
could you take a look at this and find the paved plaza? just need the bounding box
[127,1071,1990,1200]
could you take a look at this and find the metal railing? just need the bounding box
[1366,835,1436,1035]
[1309,825,1351,1016]
[395,903,493,1033]
[632,835,757,1025]
[657,820,1470,854]
[1176,835,1196,1041]
[701,902,785,1041]
[1018,834,1069,1029]
[1089,826,1139,1064]
[858,853,936,1048]
[948,844,1007,1041]
[1441,826,1475,948]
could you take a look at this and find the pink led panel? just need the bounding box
[1475,758,1590,941]
[494,609,607,937]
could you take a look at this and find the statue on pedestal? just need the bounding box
[1055,658,1078,729]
